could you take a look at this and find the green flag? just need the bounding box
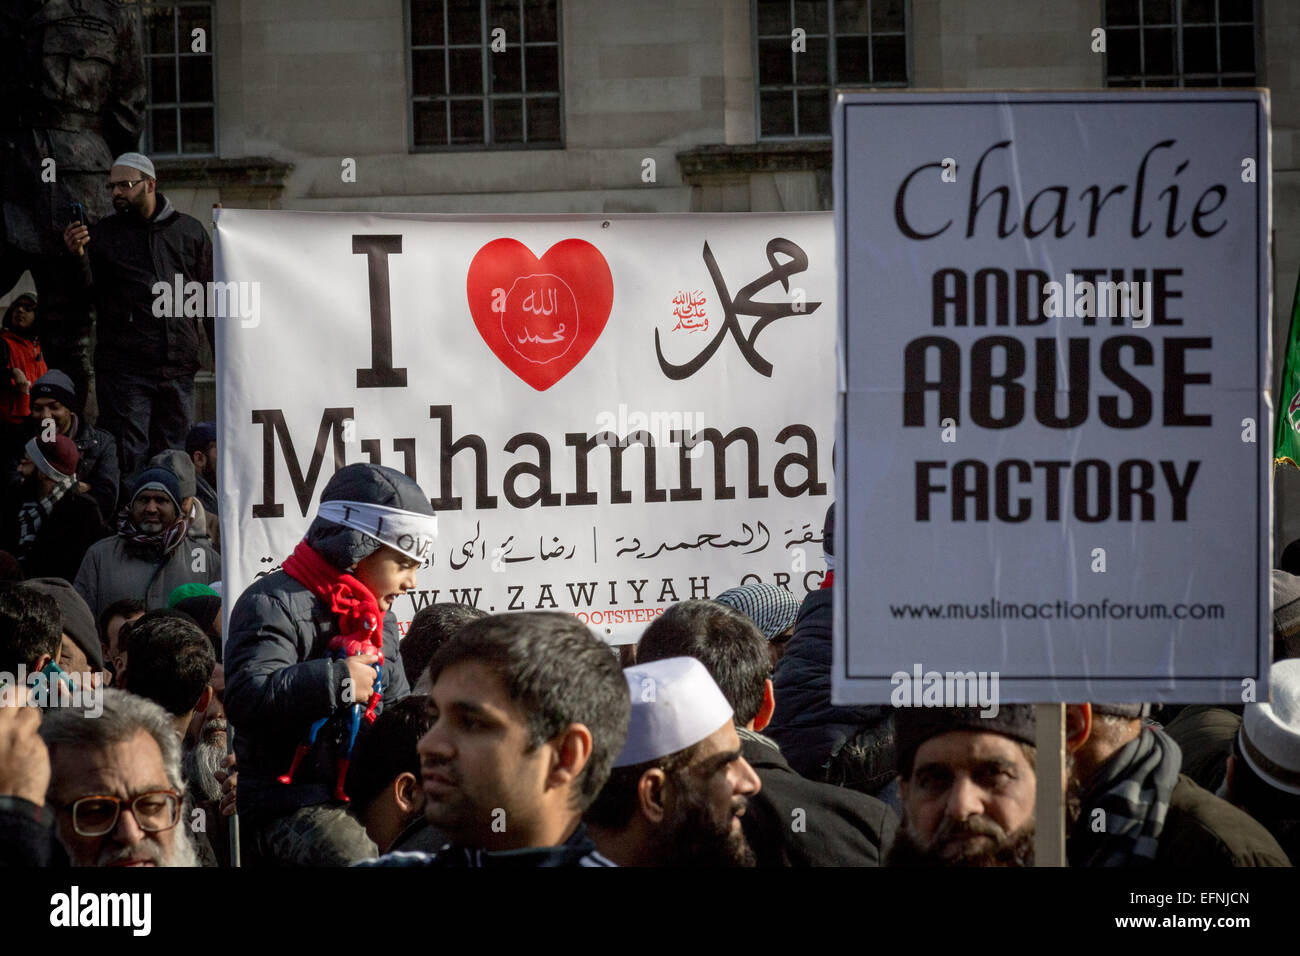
[1275,271,1300,468]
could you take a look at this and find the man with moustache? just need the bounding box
[26,369,118,520]
[359,612,629,867]
[887,705,1037,866]
[585,656,762,866]
[40,689,199,867]
[73,466,218,616]
[62,152,212,485]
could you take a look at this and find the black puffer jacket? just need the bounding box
[766,586,889,782]
[225,464,430,826]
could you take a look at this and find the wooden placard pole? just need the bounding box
[1034,703,1066,867]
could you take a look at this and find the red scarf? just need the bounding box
[820,570,834,590]
[282,541,382,647]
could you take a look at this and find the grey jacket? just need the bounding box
[73,533,219,617]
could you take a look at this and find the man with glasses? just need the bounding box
[39,687,199,866]
[62,152,212,493]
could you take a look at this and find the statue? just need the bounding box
[0,0,146,415]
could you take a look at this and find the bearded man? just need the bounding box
[887,705,1037,867]
[585,656,762,866]
[73,466,218,616]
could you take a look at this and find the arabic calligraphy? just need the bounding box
[671,289,709,332]
[614,521,772,560]
[656,238,822,379]
[503,273,579,365]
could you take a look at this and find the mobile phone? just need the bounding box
[69,201,86,224]
[39,658,78,693]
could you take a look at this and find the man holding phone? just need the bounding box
[62,153,213,492]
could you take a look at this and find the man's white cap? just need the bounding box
[1239,659,1300,795]
[112,152,156,179]
[613,657,733,768]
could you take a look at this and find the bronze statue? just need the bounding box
[0,0,146,414]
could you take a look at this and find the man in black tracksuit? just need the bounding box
[62,152,212,493]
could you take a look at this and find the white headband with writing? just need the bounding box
[317,500,438,562]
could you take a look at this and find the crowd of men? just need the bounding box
[0,458,1295,869]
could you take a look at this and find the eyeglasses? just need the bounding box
[107,179,144,192]
[59,790,182,837]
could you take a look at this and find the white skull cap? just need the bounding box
[614,656,734,767]
[112,152,156,179]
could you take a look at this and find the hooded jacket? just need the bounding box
[76,192,213,378]
[225,464,429,826]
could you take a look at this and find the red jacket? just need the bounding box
[0,330,47,425]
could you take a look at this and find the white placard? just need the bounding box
[833,91,1271,704]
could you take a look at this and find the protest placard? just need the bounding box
[833,91,1271,704]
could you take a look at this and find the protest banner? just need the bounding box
[215,212,835,643]
[833,90,1271,704]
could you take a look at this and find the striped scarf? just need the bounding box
[1070,726,1182,867]
[15,477,74,551]
[115,500,197,558]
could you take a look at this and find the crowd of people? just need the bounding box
[0,152,1296,869]
[0,451,1296,869]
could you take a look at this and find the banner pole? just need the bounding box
[1034,703,1065,867]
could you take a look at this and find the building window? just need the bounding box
[137,2,217,156]
[408,0,563,149]
[755,0,908,139]
[1104,0,1258,87]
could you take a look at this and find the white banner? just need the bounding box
[833,91,1271,704]
[216,212,835,643]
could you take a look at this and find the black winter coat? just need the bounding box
[766,587,888,780]
[225,572,412,827]
[740,730,897,866]
[72,415,118,519]
[225,463,431,827]
[78,193,213,378]
[0,485,106,582]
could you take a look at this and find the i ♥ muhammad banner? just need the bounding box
[215,212,835,643]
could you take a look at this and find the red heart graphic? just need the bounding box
[466,238,614,391]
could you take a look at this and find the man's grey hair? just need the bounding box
[39,688,184,795]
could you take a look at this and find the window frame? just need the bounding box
[405,0,566,153]
[1102,0,1262,88]
[135,0,219,158]
[752,0,912,142]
